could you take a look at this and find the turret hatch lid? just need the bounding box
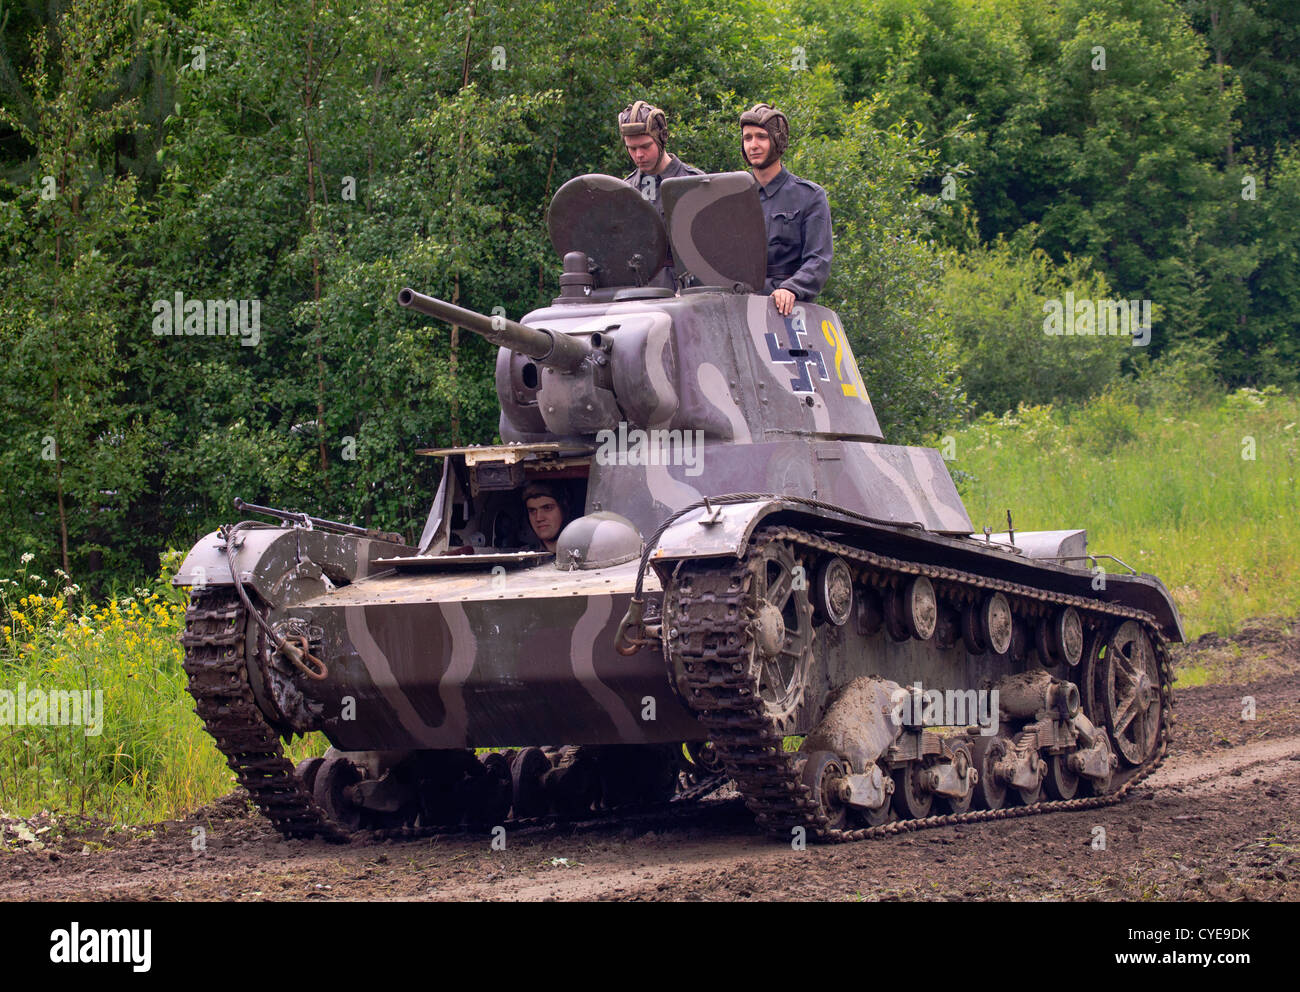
[661,172,766,292]
[547,174,668,288]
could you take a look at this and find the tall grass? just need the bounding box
[945,387,1299,640]
[0,555,325,825]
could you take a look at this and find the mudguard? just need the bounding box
[172,526,410,607]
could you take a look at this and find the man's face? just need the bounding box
[526,496,564,545]
[623,134,664,174]
[743,125,774,168]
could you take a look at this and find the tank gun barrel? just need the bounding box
[398,287,591,373]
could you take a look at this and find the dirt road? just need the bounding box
[2,623,1297,902]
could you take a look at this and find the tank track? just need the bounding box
[181,588,726,843]
[665,525,1174,842]
[182,591,352,841]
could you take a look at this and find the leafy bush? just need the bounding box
[942,237,1129,415]
[1068,387,1142,455]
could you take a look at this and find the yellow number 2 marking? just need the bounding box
[821,320,869,402]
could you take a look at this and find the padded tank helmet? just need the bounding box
[739,103,789,166]
[618,100,669,151]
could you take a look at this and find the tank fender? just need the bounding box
[647,498,787,572]
[172,527,408,607]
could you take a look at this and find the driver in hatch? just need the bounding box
[522,482,566,553]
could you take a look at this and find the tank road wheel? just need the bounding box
[312,756,363,832]
[747,541,815,725]
[812,556,854,626]
[1100,621,1162,766]
[901,576,938,641]
[892,762,933,820]
[466,752,512,826]
[800,751,849,831]
[1044,752,1080,801]
[971,736,1008,811]
[510,747,552,819]
[1037,607,1084,668]
[295,756,325,795]
[983,593,1014,656]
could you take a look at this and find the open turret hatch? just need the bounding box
[660,171,767,292]
[547,175,668,289]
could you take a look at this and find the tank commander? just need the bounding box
[740,103,833,315]
[619,100,703,289]
[522,481,566,553]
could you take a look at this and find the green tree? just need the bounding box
[0,0,158,581]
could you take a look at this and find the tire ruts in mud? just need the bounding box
[665,525,1174,842]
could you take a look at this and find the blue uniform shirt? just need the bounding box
[756,167,833,302]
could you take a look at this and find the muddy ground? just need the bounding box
[1,618,1297,902]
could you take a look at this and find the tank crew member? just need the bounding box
[522,481,566,553]
[740,103,833,315]
[619,100,702,289]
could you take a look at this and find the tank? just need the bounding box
[174,171,1181,841]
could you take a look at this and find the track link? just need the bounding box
[666,525,1174,842]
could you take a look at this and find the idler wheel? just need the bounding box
[971,736,1008,811]
[799,751,849,831]
[312,755,363,832]
[295,756,325,795]
[812,555,854,626]
[510,746,552,819]
[891,762,933,820]
[1044,752,1080,800]
[1100,621,1162,766]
